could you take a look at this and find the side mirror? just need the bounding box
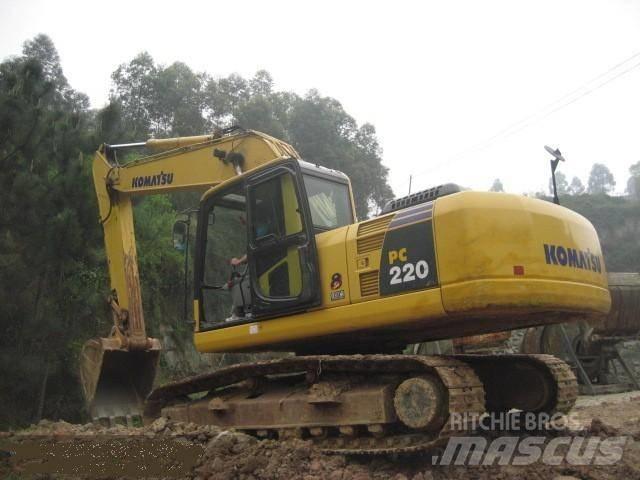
[172,221,188,252]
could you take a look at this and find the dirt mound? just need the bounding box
[3,403,640,480]
[195,435,343,480]
[189,422,640,480]
[12,417,222,444]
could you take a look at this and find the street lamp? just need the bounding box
[545,145,565,205]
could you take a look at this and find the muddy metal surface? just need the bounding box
[2,392,640,479]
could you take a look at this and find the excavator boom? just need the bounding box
[81,128,301,422]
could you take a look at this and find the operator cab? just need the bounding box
[194,159,354,331]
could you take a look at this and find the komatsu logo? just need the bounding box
[131,171,174,188]
[543,243,602,273]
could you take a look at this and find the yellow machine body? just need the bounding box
[194,188,610,354]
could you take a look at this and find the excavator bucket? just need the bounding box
[80,337,161,425]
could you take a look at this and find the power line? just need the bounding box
[405,50,640,187]
[535,59,640,124]
[469,51,640,147]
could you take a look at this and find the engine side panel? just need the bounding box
[435,192,610,316]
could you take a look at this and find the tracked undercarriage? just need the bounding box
[114,354,579,455]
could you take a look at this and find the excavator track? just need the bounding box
[534,354,580,414]
[455,354,578,415]
[138,354,576,456]
[145,355,484,455]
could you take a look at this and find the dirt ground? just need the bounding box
[2,392,640,480]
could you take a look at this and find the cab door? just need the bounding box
[246,161,321,317]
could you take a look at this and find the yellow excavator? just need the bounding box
[80,127,611,454]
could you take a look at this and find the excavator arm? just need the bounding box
[81,127,300,422]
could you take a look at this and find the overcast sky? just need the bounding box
[2,0,640,196]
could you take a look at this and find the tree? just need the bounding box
[150,61,206,136]
[0,38,194,428]
[627,161,640,200]
[233,93,288,141]
[285,90,392,217]
[108,54,394,218]
[22,34,64,87]
[133,196,183,335]
[587,163,616,194]
[109,55,208,139]
[249,70,274,96]
[562,194,640,275]
[489,178,504,192]
[110,52,157,138]
[203,73,249,125]
[0,36,103,428]
[568,176,585,195]
[549,171,569,195]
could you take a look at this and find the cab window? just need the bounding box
[200,188,247,327]
[250,172,303,299]
[303,175,352,231]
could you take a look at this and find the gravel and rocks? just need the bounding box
[3,393,640,479]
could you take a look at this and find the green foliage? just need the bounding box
[627,161,640,199]
[110,52,156,139]
[150,62,206,136]
[107,55,393,218]
[588,163,616,194]
[0,35,105,428]
[561,194,640,273]
[133,196,184,335]
[549,171,569,195]
[569,176,585,195]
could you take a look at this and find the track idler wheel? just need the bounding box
[393,375,447,431]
